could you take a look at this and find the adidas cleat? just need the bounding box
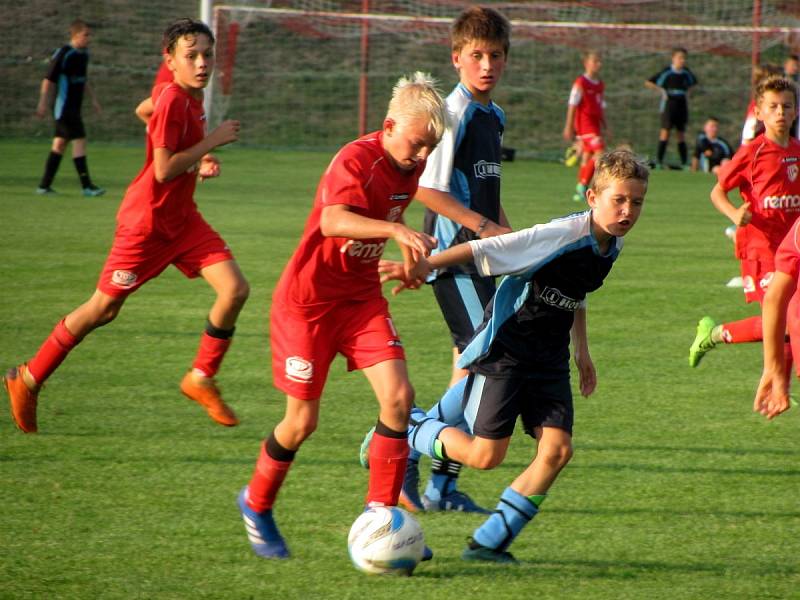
[237,487,289,559]
[462,538,518,564]
[35,186,57,195]
[422,490,490,514]
[82,185,106,197]
[180,372,238,426]
[689,316,717,368]
[4,364,38,433]
[359,426,374,469]
[398,459,425,513]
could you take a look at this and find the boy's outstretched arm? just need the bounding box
[571,306,596,397]
[415,187,511,237]
[710,182,751,226]
[153,119,239,182]
[754,271,795,419]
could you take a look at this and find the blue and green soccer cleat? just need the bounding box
[689,316,717,368]
[461,538,518,564]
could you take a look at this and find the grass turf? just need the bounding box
[0,139,798,599]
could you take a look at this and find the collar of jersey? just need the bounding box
[457,82,495,112]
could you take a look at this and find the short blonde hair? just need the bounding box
[590,149,650,193]
[386,72,447,141]
[755,75,798,109]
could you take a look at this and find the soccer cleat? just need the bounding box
[179,372,239,426]
[689,316,718,368]
[82,185,106,197]
[422,490,491,514]
[35,186,57,195]
[461,538,518,564]
[359,426,374,469]
[237,487,289,558]
[398,459,425,513]
[4,365,39,433]
[421,545,433,562]
[563,146,578,168]
[572,192,584,202]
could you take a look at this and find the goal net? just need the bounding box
[210,0,800,159]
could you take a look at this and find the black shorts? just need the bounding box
[463,372,574,439]
[54,113,86,140]
[660,99,688,132]
[432,273,496,352]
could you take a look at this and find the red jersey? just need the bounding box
[154,61,172,86]
[568,75,605,136]
[718,134,800,260]
[275,131,425,312]
[117,83,205,238]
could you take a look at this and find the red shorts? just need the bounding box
[270,297,405,400]
[578,133,605,155]
[97,213,233,297]
[740,257,775,304]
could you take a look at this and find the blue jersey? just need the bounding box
[457,210,622,377]
[422,83,505,278]
[46,45,89,120]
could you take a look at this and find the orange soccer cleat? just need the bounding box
[4,364,39,433]
[180,372,239,427]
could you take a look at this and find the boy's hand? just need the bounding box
[378,259,428,296]
[754,369,791,419]
[574,350,597,397]
[392,224,437,261]
[479,220,512,239]
[93,98,103,115]
[732,202,752,226]
[35,103,47,119]
[198,154,220,181]
[209,120,240,148]
[562,126,574,142]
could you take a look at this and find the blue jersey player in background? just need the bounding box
[375,6,513,516]
[382,149,649,562]
[35,19,104,197]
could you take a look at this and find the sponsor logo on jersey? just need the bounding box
[759,271,774,290]
[386,206,403,222]
[788,164,799,182]
[763,194,800,210]
[743,275,756,293]
[340,239,386,260]
[539,286,582,311]
[389,193,409,202]
[111,270,137,288]
[473,160,501,179]
[285,356,313,383]
[387,339,403,347]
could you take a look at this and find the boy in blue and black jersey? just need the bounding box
[382,149,649,562]
[645,47,698,169]
[35,19,104,196]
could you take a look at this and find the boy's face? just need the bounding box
[584,54,602,76]
[755,90,796,138]
[382,116,439,172]
[587,178,646,240]
[71,28,91,49]
[704,119,719,138]
[785,58,799,76]
[672,51,687,69]
[167,33,214,92]
[452,40,507,102]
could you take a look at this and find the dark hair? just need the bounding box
[706,116,719,122]
[671,47,688,56]
[162,18,215,55]
[755,75,798,108]
[788,54,799,62]
[451,6,511,55]
[69,19,89,36]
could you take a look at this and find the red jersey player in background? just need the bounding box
[689,77,800,372]
[237,72,496,561]
[563,50,607,202]
[4,18,247,432]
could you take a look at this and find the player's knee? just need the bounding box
[93,298,124,327]
[378,383,415,427]
[469,445,506,470]
[285,414,318,444]
[223,277,250,309]
[539,441,573,470]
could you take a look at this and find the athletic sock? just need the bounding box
[191,320,234,377]
[408,409,448,459]
[678,141,688,165]
[424,459,461,502]
[657,140,667,164]
[27,319,80,385]
[472,487,541,551]
[247,432,295,512]
[73,156,93,189]
[578,158,595,186]
[719,316,762,344]
[39,151,63,188]
[428,376,468,426]
[366,421,409,507]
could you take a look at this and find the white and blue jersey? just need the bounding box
[458,210,622,377]
[45,45,89,120]
[422,83,505,278]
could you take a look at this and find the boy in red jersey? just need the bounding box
[689,77,800,368]
[563,51,607,202]
[237,72,493,560]
[4,19,247,432]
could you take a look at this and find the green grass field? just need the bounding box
[1,139,798,599]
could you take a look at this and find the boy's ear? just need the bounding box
[585,187,597,208]
[383,118,395,135]
[451,52,461,70]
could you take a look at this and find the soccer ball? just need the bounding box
[347,506,425,575]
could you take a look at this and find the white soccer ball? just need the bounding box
[347,506,425,575]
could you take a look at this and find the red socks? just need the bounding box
[720,316,762,344]
[366,432,409,507]
[192,332,231,377]
[578,158,596,186]
[247,441,293,512]
[27,319,80,385]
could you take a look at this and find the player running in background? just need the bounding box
[237,72,494,560]
[4,18,247,432]
[689,77,800,368]
[645,47,698,169]
[741,64,782,146]
[35,19,104,197]
[563,50,607,202]
[691,116,733,174]
[380,149,648,562]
